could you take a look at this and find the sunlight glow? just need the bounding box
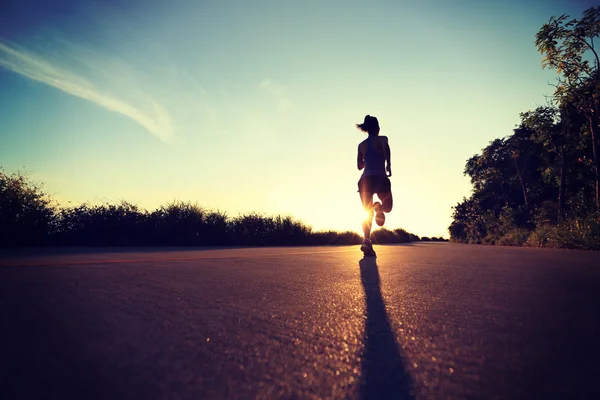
[0,0,579,239]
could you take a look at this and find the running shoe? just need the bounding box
[373,202,385,227]
[361,239,377,257]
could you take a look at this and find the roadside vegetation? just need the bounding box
[449,7,600,250]
[0,169,438,247]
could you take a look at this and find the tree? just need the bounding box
[505,124,546,211]
[519,106,568,220]
[464,137,537,214]
[0,169,55,245]
[536,6,600,208]
[464,139,512,211]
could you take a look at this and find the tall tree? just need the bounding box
[464,139,513,211]
[536,6,600,208]
[519,106,567,220]
[505,124,545,211]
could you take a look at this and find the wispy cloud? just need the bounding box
[259,78,295,113]
[0,40,174,142]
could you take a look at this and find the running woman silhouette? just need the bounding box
[356,115,393,256]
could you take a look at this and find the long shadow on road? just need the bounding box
[359,257,414,400]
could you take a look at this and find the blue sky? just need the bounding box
[0,0,595,238]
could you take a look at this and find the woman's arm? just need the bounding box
[357,143,365,170]
[382,137,392,177]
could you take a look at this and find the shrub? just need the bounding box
[0,168,426,247]
[229,213,311,246]
[148,201,207,245]
[482,235,495,245]
[308,230,362,245]
[526,225,557,248]
[55,201,148,246]
[393,228,410,242]
[0,169,55,246]
[497,229,530,247]
[408,234,421,242]
[554,213,600,250]
[371,228,416,244]
[431,237,449,242]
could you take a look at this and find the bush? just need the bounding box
[482,235,495,245]
[0,168,427,248]
[525,214,600,250]
[147,201,228,246]
[55,201,148,246]
[0,169,55,246]
[554,213,600,250]
[526,225,557,248]
[230,213,312,246]
[308,230,362,245]
[497,229,530,247]
[371,228,417,244]
[408,234,421,242]
[393,228,410,242]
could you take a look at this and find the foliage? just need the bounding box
[0,169,422,247]
[229,213,312,246]
[55,201,148,246]
[371,228,407,244]
[449,6,600,250]
[535,6,600,207]
[450,105,599,249]
[0,169,55,246]
[307,230,362,245]
[497,228,531,247]
[525,212,600,250]
[146,201,228,246]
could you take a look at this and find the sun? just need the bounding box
[263,181,409,235]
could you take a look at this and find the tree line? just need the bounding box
[449,7,600,249]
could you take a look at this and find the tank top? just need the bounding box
[363,136,386,177]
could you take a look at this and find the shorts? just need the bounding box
[357,175,391,193]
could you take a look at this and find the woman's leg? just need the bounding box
[377,191,393,213]
[373,192,392,227]
[360,191,374,240]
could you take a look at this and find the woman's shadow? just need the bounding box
[359,257,414,400]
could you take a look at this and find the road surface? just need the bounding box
[1,243,600,399]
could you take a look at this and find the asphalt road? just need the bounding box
[1,243,600,399]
